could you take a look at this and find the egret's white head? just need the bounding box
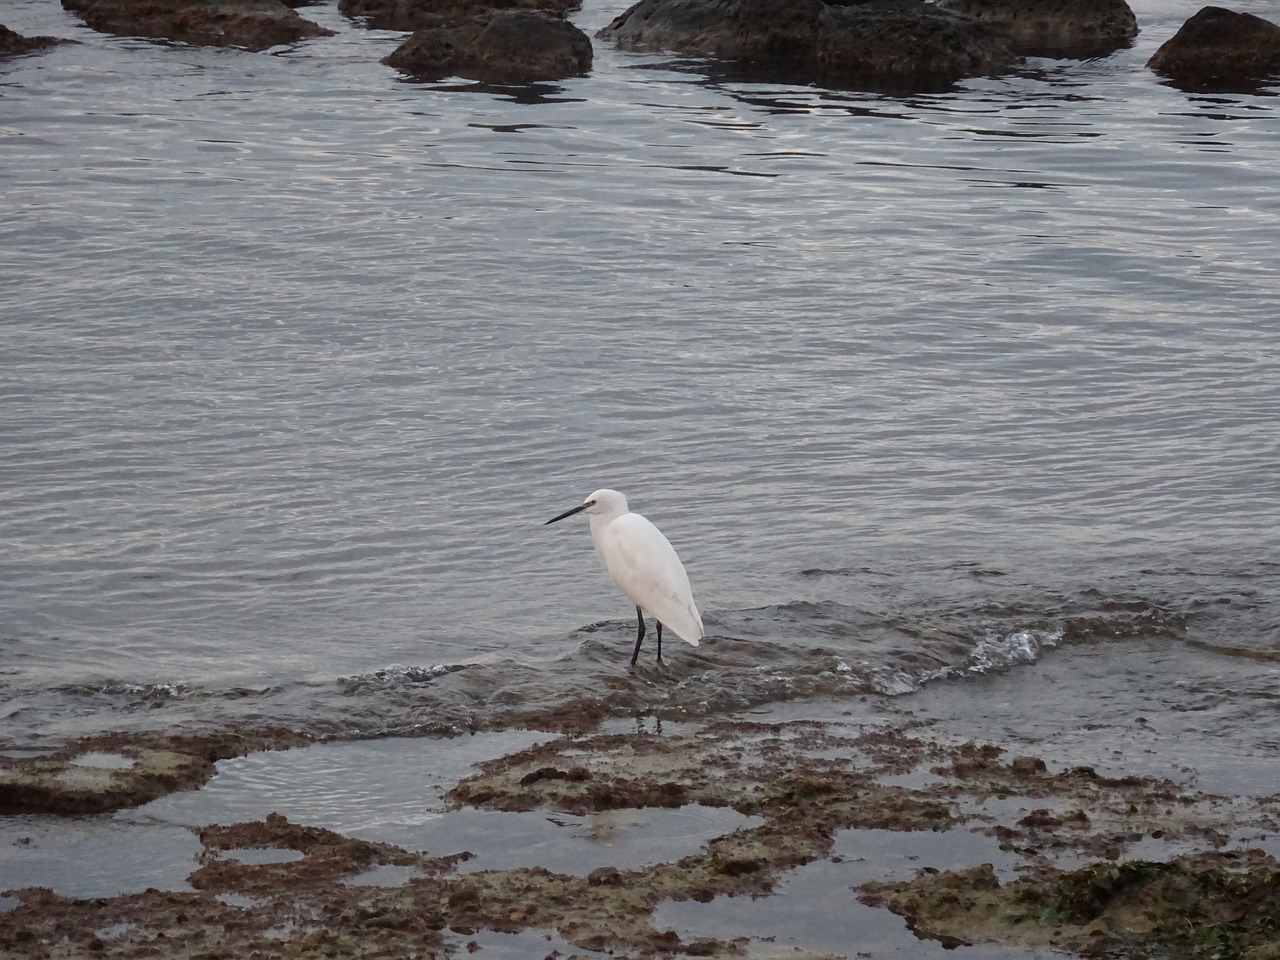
[583,488,627,516]
[545,488,629,525]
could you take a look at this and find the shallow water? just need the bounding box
[1,0,1278,763]
[656,857,1051,959]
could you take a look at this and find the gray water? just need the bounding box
[2,0,1279,752]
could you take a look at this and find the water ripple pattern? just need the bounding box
[1,0,1278,741]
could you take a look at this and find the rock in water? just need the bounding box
[384,10,593,81]
[61,0,334,51]
[341,0,581,31]
[937,0,1137,56]
[817,0,1017,83]
[1148,6,1280,82]
[598,0,1017,86]
[598,0,823,63]
[0,23,75,56]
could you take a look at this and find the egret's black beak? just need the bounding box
[546,503,589,525]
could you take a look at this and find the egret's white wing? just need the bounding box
[594,513,703,644]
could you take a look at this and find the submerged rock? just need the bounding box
[0,24,74,57]
[341,0,580,30]
[597,0,1018,87]
[1147,6,1280,83]
[384,10,592,81]
[61,0,335,51]
[937,0,1137,56]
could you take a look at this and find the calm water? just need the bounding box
[2,0,1278,755]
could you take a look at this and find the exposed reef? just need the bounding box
[860,851,1280,956]
[3,719,1279,958]
[0,729,308,815]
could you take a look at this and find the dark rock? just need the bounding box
[1011,755,1048,776]
[1148,6,1280,82]
[587,866,624,885]
[519,765,590,785]
[384,10,592,81]
[937,0,1136,55]
[61,0,335,52]
[817,0,1017,82]
[0,24,74,56]
[341,0,579,31]
[599,0,823,62]
[598,0,1017,86]
[715,856,762,875]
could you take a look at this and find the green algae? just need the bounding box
[0,730,309,815]
[860,852,1280,958]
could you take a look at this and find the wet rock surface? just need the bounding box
[598,0,825,63]
[383,10,593,82]
[0,728,308,815]
[860,850,1280,956]
[61,0,335,51]
[3,717,1279,958]
[341,0,580,30]
[597,0,1019,87]
[815,0,1017,85]
[1147,5,1280,84]
[0,25,74,57]
[937,0,1137,56]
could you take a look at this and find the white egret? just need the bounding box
[546,488,704,665]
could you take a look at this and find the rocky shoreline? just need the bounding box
[3,714,1279,958]
[3,0,1279,88]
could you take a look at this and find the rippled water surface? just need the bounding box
[2,0,1278,750]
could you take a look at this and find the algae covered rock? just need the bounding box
[0,749,213,814]
[859,854,1280,956]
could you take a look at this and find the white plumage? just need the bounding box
[546,488,703,664]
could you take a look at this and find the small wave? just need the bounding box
[966,626,1063,673]
[835,626,1064,697]
[2,576,1257,752]
[1062,596,1187,642]
[55,679,190,703]
[338,663,471,689]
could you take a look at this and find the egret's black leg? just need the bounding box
[630,606,646,666]
[656,621,664,662]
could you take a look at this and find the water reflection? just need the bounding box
[405,78,591,104]
[1154,75,1280,97]
[2,0,1279,747]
